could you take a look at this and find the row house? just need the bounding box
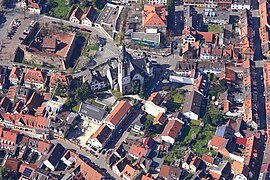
[242,60,258,129]
[9,67,24,85]
[142,5,167,33]
[182,27,217,45]
[0,126,19,151]
[264,61,270,144]
[259,0,270,57]
[24,68,47,90]
[21,0,42,14]
[145,92,166,117]
[0,113,51,138]
[69,6,97,26]
[49,72,70,93]
[183,0,232,8]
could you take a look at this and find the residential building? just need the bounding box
[161,118,184,145]
[43,143,65,171]
[145,92,166,117]
[69,6,97,26]
[49,72,70,93]
[121,164,141,180]
[0,127,20,151]
[105,100,131,130]
[19,163,37,179]
[21,0,42,14]
[24,68,47,89]
[231,0,251,10]
[142,5,167,33]
[89,125,112,149]
[203,9,230,24]
[202,154,215,167]
[9,67,23,85]
[190,157,204,173]
[129,144,151,159]
[232,161,249,180]
[145,0,166,5]
[158,164,182,179]
[182,90,204,120]
[182,151,195,170]
[259,0,270,57]
[0,113,51,138]
[209,161,231,180]
[83,69,109,91]
[81,6,98,26]
[78,102,107,124]
[112,157,130,176]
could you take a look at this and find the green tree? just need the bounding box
[212,113,224,126]
[93,0,106,10]
[75,82,91,103]
[166,0,175,31]
[144,117,152,132]
[203,113,212,124]
[139,85,145,98]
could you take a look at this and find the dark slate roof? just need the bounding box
[78,102,107,121]
[182,91,204,116]
[46,143,65,167]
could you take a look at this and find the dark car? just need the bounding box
[51,21,57,24]
[57,21,64,25]
[74,26,80,29]
[19,37,24,41]
[68,25,74,28]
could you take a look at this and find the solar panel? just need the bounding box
[22,167,33,178]
[85,104,100,112]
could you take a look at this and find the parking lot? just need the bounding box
[0,18,32,63]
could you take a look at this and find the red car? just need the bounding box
[80,28,87,31]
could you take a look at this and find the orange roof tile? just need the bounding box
[24,68,46,84]
[129,144,149,158]
[202,154,215,164]
[143,5,167,27]
[161,119,183,139]
[209,135,227,149]
[105,101,131,126]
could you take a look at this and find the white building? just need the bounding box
[161,118,184,144]
[145,101,166,117]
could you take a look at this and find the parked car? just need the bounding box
[51,21,57,24]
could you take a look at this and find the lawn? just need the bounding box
[165,88,186,112]
[48,0,72,19]
[72,104,80,113]
[208,25,224,33]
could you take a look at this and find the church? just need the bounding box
[103,45,154,95]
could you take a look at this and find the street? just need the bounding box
[50,138,121,180]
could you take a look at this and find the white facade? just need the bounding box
[231,4,251,10]
[24,81,45,89]
[145,0,166,5]
[112,165,122,176]
[145,101,166,117]
[69,16,80,23]
[89,138,103,149]
[61,156,75,167]
[169,75,194,84]
[182,111,199,120]
[81,18,93,26]
[161,135,175,144]
[43,160,56,171]
[146,28,158,33]
[183,35,196,44]
[234,174,248,180]
[182,162,190,170]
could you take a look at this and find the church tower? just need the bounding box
[118,45,132,95]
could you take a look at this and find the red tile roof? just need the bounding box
[161,119,183,139]
[147,92,163,105]
[9,67,23,81]
[143,5,167,27]
[38,140,52,154]
[5,158,20,172]
[1,113,50,130]
[202,154,215,164]
[129,144,150,159]
[236,137,247,145]
[49,72,70,89]
[19,163,37,179]
[153,112,167,125]
[209,135,227,149]
[24,68,46,85]
[105,101,131,126]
